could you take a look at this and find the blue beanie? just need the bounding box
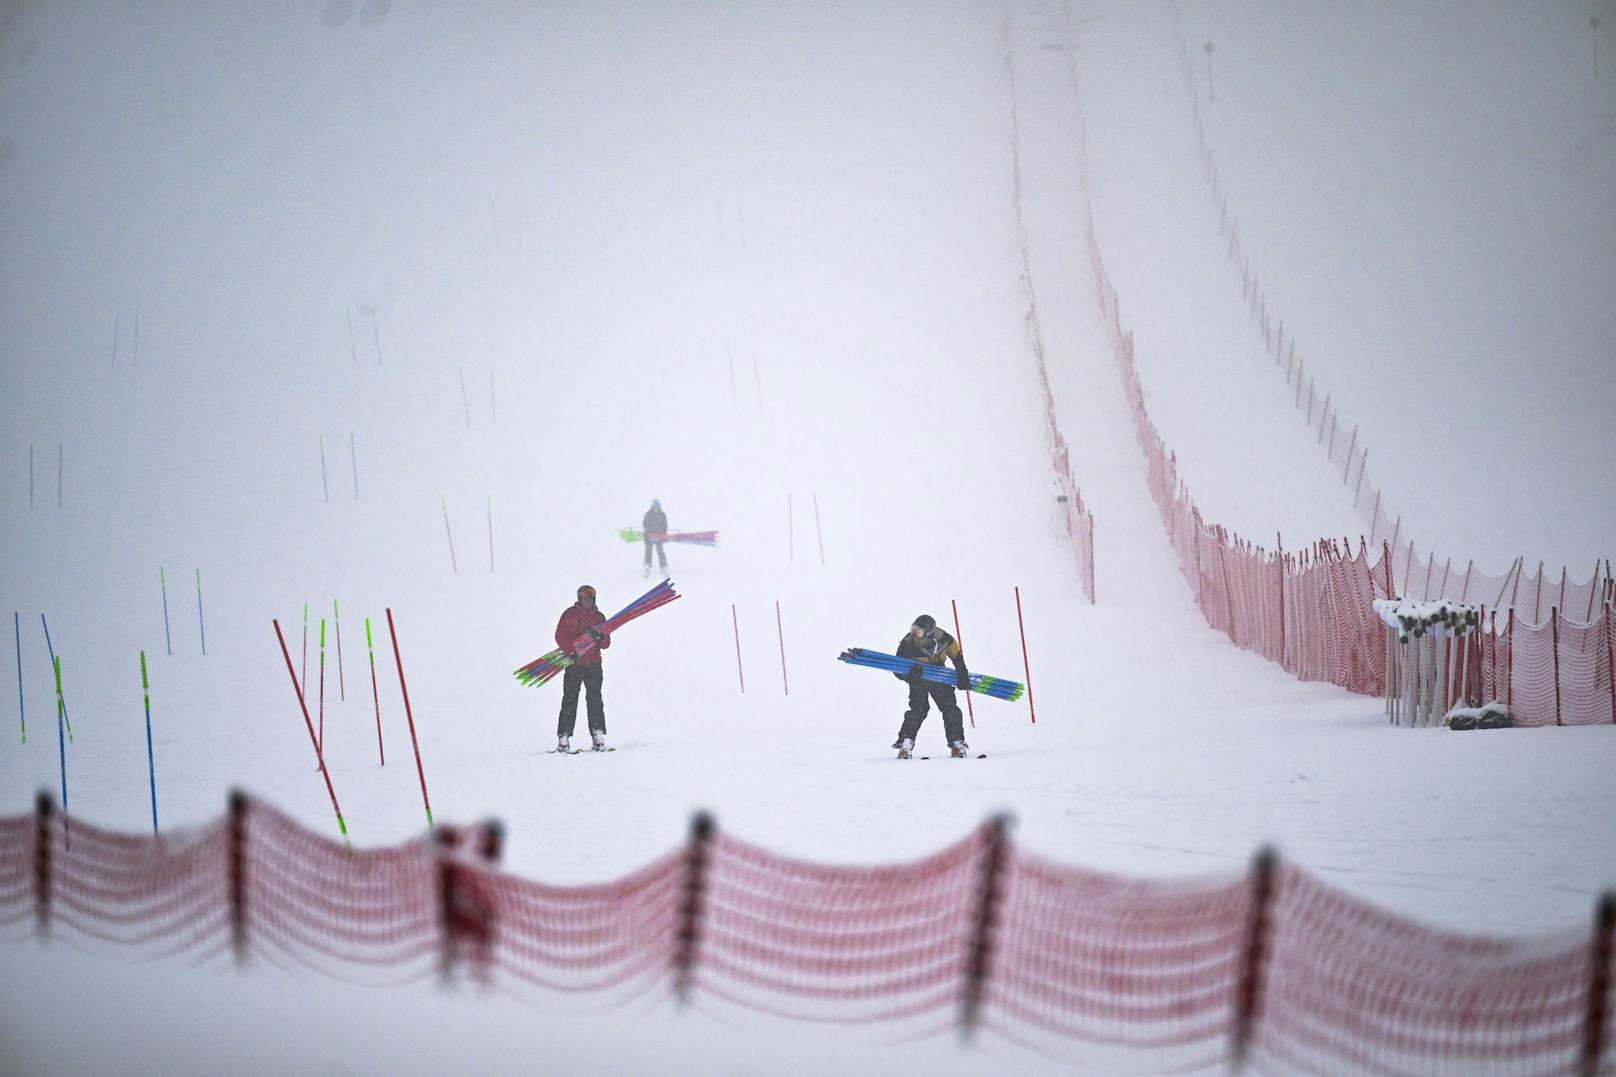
[651,499,661,509]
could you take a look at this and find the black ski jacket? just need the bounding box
[894,629,969,686]
[643,506,668,539]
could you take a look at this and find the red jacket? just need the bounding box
[555,603,610,665]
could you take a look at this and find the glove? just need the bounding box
[586,627,604,642]
[956,673,971,691]
[905,664,925,684]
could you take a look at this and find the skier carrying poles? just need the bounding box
[891,614,972,759]
[642,499,668,578]
[555,584,611,752]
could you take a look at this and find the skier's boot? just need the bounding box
[642,563,650,578]
[897,738,914,760]
[556,735,571,753]
[949,741,969,759]
[590,730,607,752]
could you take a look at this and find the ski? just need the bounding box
[919,754,988,760]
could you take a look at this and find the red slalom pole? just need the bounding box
[1014,586,1037,724]
[272,619,351,848]
[731,604,745,693]
[951,598,974,727]
[318,618,326,756]
[385,608,434,829]
[775,600,789,696]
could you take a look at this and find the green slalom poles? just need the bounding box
[365,617,384,766]
[141,651,158,834]
[40,614,73,742]
[272,619,350,849]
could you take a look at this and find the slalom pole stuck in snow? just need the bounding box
[1014,586,1037,725]
[951,599,974,727]
[160,567,173,656]
[732,604,745,693]
[787,493,794,563]
[775,600,789,696]
[319,433,329,503]
[196,569,206,656]
[141,651,157,834]
[365,617,383,766]
[350,432,359,500]
[333,600,345,701]
[318,618,326,756]
[271,619,350,848]
[39,615,73,742]
[385,609,434,829]
[301,602,309,696]
[813,492,825,565]
[487,495,494,573]
[13,612,24,743]
[441,496,458,573]
[54,655,69,851]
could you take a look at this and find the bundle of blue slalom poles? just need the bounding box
[837,647,1025,701]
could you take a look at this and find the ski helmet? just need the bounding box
[651,499,661,509]
[912,614,936,632]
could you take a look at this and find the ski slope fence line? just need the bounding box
[1,793,1613,1074]
[1161,8,1610,614]
[1007,31,1097,605]
[1070,80,1616,724]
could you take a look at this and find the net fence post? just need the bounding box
[961,813,1012,1041]
[229,789,248,967]
[34,790,53,940]
[674,812,715,1006]
[1582,892,1615,1077]
[1232,846,1278,1070]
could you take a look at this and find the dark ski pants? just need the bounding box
[643,537,667,570]
[557,663,605,737]
[897,681,965,746]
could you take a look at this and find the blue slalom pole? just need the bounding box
[141,651,157,834]
[196,569,206,656]
[13,612,24,744]
[160,567,172,656]
[40,614,73,742]
[54,655,69,851]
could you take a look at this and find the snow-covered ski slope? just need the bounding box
[1,2,1613,1073]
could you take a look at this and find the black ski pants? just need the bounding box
[557,663,605,737]
[897,681,965,747]
[643,536,667,570]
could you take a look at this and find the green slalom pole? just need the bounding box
[301,602,309,695]
[141,651,158,834]
[54,656,69,851]
[333,600,345,701]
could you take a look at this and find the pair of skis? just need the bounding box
[618,528,719,547]
[513,579,680,688]
[838,648,1025,702]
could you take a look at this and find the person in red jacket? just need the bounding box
[554,584,611,752]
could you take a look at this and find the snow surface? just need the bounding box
[1,1,1613,1073]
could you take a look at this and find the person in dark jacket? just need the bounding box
[891,614,971,758]
[555,584,611,751]
[642,499,668,577]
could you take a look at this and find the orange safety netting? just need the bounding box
[2,795,1612,1075]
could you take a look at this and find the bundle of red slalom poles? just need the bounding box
[513,578,680,687]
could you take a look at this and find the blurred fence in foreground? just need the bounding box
[3,792,1612,1075]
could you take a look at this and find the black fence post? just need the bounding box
[34,790,53,940]
[1582,892,1616,1077]
[961,813,1012,1040]
[228,789,248,967]
[1232,846,1279,1070]
[674,811,715,1006]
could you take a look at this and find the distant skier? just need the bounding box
[891,614,971,759]
[555,584,611,752]
[642,499,668,577]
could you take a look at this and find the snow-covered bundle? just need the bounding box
[1372,598,1480,641]
[1444,701,1514,730]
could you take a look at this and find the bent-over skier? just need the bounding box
[555,584,611,752]
[891,614,971,758]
